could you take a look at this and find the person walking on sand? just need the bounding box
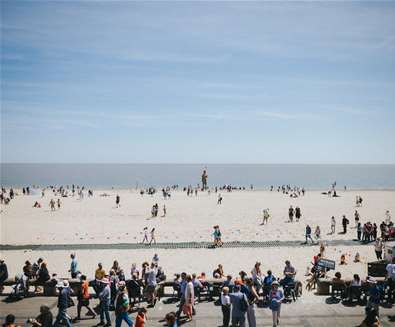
[116,195,120,208]
[162,205,166,217]
[57,199,61,210]
[218,194,223,205]
[330,216,336,234]
[49,199,56,211]
[374,238,384,260]
[342,215,349,234]
[149,228,156,245]
[295,207,301,222]
[262,209,270,225]
[142,227,149,244]
[305,225,314,244]
[288,206,294,222]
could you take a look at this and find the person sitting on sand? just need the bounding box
[33,201,41,208]
[340,254,347,265]
[354,252,361,263]
[213,264,225,279]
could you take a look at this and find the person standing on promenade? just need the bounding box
[374,238,384,260]
[221,286,231,327]
[229,284,248,327]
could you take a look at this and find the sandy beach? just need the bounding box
[1,189,394,287]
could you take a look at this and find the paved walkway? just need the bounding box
[0,239,365,251]
[1,296,394,327]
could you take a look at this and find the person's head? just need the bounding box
[186,275,192,282]
[192,273,196,279]
[267,270,272,276]
[165,312,176,326]
[234,284,241,292]
[218,264,223,269]
[353,274,360,281]
[40,262,47,269]
[40,305,50,314]
[181,272,187,280]
[80,274,87,281]
[37,258,44,264]
[335,272,342,279]
[285,260,290,266]
[118,281,126,290]
[226,275,232,281]
[25,260,31,266]
[138,307,147,316]
[110,269,115,276]
[271,280,279,289]
[4,314,15,326]
[70,253,75,259]
[113,260,119,268]
[246,278,253,286]
[222,286,229,295]
[255,262,261,269]
[98,262,102,269]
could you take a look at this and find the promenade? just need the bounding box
[1,295,394,327]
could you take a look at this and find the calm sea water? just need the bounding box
[1,164,395,189]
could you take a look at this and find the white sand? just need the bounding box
[1,189,394,288]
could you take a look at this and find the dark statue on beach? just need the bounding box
[201,169,208,190]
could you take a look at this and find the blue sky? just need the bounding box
[1,1,395,163]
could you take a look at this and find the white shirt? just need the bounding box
[221,293,230,306]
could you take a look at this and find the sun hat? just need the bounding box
[272,280,279,286]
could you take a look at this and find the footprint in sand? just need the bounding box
[106,237,110,239]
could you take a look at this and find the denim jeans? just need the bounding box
[115,312,133,327]
[54,309,72,327]
[100,301,111,324]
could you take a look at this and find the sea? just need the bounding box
[1,163,395,190]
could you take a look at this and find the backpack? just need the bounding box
[239,294,248,313]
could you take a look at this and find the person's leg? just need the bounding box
[122,312,133,326]
[272,311,277,327]
[104,303,111,325]
[100,302,105,323]
[231,316,237,327]
[77,300,82,319]
[239,316,246,327]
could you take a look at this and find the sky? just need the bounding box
[1,1,395,164]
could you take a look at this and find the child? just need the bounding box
[135,307,147,327]
[340,254,347,265]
